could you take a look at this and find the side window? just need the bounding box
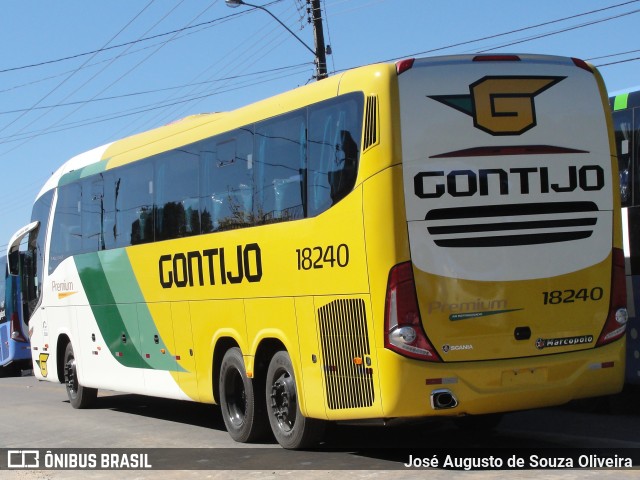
[81,176,104,252]
[634,107,640,207]
[27,189,53,314]
[155,151,200,241]
[613,109,634,207]
[307,93,363,217]
[49,183,82,272]
[200,128,254,232]
[255,112,306,223]
[106,161,154,248]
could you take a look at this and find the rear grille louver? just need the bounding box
[426,201,598,248]
[363,95,379,151]
[318,299,375,410]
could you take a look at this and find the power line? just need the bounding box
[0,17,239,96]
[0,66,311,146]
[588,49,640,61]
[478,7,640,53]
[0,1,197,159]
[0,1,285,75]
[596,56,640,67]
[378,0,640,63]
[0,63,311,115]
[120,4,311,136]
[0,0,158,137]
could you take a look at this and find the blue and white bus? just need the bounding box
[610,88,640,385]
[1,249,31,375]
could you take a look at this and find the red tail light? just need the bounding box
[384,262,440,361]
[472,55,521,62]
[596,248,628,347]
[10,312,27,343]
[396,58,415,75]
[571,57,592,73]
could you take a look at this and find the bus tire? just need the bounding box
[219,347,269,443]
[266,350,325,449]
[63,342,97,409]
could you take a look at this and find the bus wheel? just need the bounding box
[63,343,97,409]
[219,347,268,443]
[266,350,325,449]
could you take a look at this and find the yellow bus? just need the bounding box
[8,54,628,449]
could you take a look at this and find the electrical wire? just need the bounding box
[0,66,311,146]
[0,1,157,137]
[376,0,640,64]
[0,0,286,75]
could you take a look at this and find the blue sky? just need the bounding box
[1,0,639,254]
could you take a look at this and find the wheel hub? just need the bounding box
[270,372,296,431]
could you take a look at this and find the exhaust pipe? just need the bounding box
[430,389,458,410]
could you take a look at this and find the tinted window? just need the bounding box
[49,184,82,272]
[155,151,200,240]
[31,189,53,275]
[46,93,364,257]
[107,161,154,247]
[307,93,363,216]
[81,176,105,252]
[255,112,306,223]
[613,109,634,207]
[199,128,254,232]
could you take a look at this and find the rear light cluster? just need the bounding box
[571,57,592,73]
[596,248,628,347]
[395,58,415,75]
[472,55,521,62]
[384,262,440,361]
[10,312,27,343]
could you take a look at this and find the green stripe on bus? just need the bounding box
[75,252,149,369]
[74,250,184,372]
[614,93,629,111]
[102,250,184,372]
[58,159,109,187]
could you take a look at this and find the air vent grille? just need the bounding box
[363,95,379,151]
[318,298,375,409]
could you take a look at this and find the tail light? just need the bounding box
[596,248,628,347]
[472,55,521,62]
[10,311,27,343]
[571,57,593,73]
[396,58,415,75]
[384,262,440,361]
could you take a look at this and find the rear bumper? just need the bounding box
[375,338,625,417]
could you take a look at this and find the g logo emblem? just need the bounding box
[430,76,565,136]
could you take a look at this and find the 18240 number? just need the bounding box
[296,244,349,270]
[542,287,604,305]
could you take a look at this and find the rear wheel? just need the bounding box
[266,350,325,449]
[63,342,97,409]
[219,347,269,442]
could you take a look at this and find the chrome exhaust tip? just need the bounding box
[430,389,458,410]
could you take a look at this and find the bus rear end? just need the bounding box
[383,54,626,416]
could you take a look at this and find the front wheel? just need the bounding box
[266,350,325,449]
[63,342,97,409]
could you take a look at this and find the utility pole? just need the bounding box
[309,0,328,80]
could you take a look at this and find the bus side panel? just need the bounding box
[293,296,327,420]
[171,302,200,401]
[244,298,304,403]
[75,304,145,392]
[189,299,248,404]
